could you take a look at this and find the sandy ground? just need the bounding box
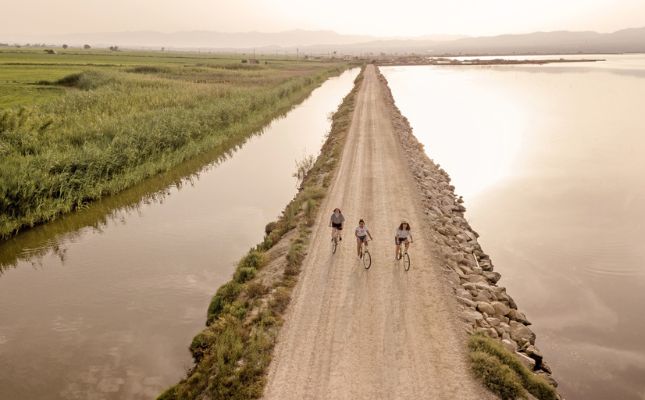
[263,65,492,400]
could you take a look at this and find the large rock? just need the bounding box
[540,361,553,374]
[507,295,518,310]
[455,288,472,299]
[501,339,518,353]
[445,270,461,286]
[456,296,476,308]
[515,351,536,370]
[509,321,536,345]
[479,259,494,271]
[525,345,544,369]
[476,301,496,316]
[463,274,489,284]
[508,309,531,325]
[461,309,484,324]
[483,271,501,283]
[491,301,511,316]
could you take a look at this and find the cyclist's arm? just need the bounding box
[368,230,374,240]
[409,233,414,243]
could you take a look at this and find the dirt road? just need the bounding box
[263,65,490,399]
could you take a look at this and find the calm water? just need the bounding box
[382,55,645,400]
[0,68,359,400]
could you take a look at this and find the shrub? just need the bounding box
[234,267,257,284]
[206,281,242,325]
[270,287,291,314]
[246,282,268,299]
[285,242,305,276]
[304,198,317,226]
[53,71,114,90]
[469,334,558,400]
[189,330,216,362]
[240,250,264,270]
[127,66,169,74]
[470,351,526,400]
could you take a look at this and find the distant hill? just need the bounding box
[2,27,644,55]
[304,27,645,55]
[426,27,645,55]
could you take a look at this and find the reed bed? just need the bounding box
[0,49,347,238]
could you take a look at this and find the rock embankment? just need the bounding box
[376,69,561,395]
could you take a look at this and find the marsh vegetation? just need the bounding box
[0,48,347,238]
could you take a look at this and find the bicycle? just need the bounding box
[396,242,411,271]
[331,227,342,254]
[359,239,371,269]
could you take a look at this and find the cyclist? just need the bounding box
[395,221,413,259]
[355,219,373,258]
[329,208,345,242]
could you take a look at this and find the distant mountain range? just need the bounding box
[3,27,645,55]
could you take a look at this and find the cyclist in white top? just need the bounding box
[355,219,373,258]
[395,221,413,259]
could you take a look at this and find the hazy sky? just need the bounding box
[2,0,644,37]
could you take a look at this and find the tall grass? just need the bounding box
[0,60,348,238]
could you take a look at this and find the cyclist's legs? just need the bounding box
[404,238,410,253]
[356,237,362,256]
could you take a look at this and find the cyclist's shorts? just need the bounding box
[358,235,368,242]
[396,237,408,245]
[332,222,343,230]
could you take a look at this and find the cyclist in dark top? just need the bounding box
[329,208,345,242]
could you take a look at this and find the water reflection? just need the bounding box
[0,68,359,400]
[381,66,524,197]
[382,55,645,400]
[0,131,266,273]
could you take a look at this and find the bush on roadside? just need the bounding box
[469,334,558,400]
[206,281,242,325]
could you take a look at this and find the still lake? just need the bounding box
[382,55,645,400]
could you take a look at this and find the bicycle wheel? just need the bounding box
[363,250,371,269]
[403,252,410,271]
[332,238,338,254]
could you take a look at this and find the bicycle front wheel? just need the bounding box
[363,250,371,269]
[403,252,410,271]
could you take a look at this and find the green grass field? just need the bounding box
[0,47,349,238]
